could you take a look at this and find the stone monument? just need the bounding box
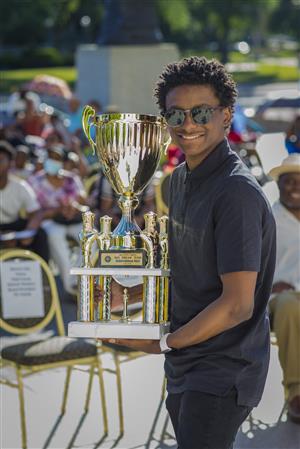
[76,0,179,114]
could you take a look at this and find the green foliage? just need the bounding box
[0,0,299,69]
[0,47,73,70]
[0,0,103,48]
[22,47,65,68]
[157,0,191,32]
[269,0,300,39]
[158,0,295,63]
[0,0,54,46]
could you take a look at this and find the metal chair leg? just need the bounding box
[278,398,288,423]
[16,365,27,449]
[61,366,72,414]
[160,413,170,442]
[95,355,109,435]
[113,353,124,436]
[248,410,254,430]
[84,363,95,412]
[161,376,167,401]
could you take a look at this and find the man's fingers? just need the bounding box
[102,338,134,346]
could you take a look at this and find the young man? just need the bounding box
[268,155,300,424]
[100,57,276,449]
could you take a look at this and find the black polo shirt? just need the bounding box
[165,139,276,407]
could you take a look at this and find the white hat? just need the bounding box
[268,154,300,181]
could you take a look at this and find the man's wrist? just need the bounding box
[159,333,172,353]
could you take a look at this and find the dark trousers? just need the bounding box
[0,218,49,262]
[166,388,252,449]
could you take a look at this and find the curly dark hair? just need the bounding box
[154,56,238,114]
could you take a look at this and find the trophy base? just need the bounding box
[68,321,170,340]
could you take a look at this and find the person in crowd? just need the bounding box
[63,151,81,173]
[268,154,300,424]
[46,112,72,146]
[28,144,88,295]
[45,131,89,177]
[98,57,276,449]
[16,95,46,137]
[7,88,41,118]
[10,144,34,179]
[285,115,300,154]
[68,135,90,178]
[45,131,63,149]
[66,95,82,136]
[0,141,49,261]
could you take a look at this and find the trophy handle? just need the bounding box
[82,105,96,153]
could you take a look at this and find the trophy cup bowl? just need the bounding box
[94,112,167,196]
[68,106,171,340]
[82,106,170,255]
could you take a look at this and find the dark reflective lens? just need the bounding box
[164,109,185,127]
[192,106,215,125]
[164,106,221,127]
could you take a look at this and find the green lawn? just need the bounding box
[231,63,299,84]
[0,67,77,94]
[0,61,298,95]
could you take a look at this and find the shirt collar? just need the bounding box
[184,138,234,184]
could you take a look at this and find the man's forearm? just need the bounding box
[168,294,253,350]
[41,207,61,219]
[128,284,143,303]
[26,210,44,229]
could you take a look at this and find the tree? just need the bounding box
[0,0,54,46]
[157,0,280,63]
[0,0,103,49]
[187,0,279,63]
[270,0,300,41]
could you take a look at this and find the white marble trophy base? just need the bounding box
[69,267,170,339]
[68,321,170,340]
[70,267,170,276]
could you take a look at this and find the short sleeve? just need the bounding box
[19,179,40,213]
[213,179,263,275]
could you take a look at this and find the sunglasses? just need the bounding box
[163,105,223,127]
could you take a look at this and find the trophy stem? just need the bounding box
[113,195,140,238]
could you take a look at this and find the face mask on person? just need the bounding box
[44,158,63,175]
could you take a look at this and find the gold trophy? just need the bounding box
[68,106,170,339]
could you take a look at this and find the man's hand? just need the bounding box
[61,204,78,220]
[101,338,161,354]
[94,279,143,312]
[94,280,125,312]
[94,281,158,353]
[20,236,34,246]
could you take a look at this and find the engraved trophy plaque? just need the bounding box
[68,106,170,339]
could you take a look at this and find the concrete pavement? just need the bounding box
[1,288,300,449]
